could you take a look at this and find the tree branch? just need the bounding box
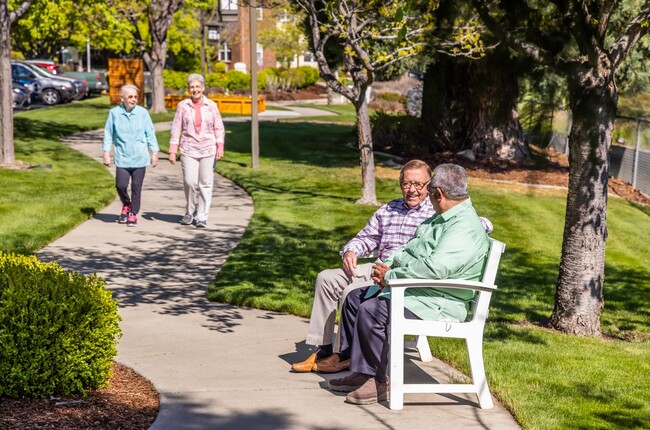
[473,0,569,71]
[9,1,32,24]
[609,0,650,67]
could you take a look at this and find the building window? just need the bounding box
[220,0,237,11]
[219,42,232,63]
[279,11,290,23]
[256,7,263,20]
[256,43,263,65]
[303,51,315,62]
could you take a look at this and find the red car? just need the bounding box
[27,59,64,75]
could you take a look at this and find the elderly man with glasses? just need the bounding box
[290,160,436,374]
[327,163,491,405]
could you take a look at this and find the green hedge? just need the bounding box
[164,66,321,93]
[0,253,121,398]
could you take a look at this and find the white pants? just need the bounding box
[181,154,216,222]
[305,262,374,347]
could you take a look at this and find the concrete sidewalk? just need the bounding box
[37,111,520,429]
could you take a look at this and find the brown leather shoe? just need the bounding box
[328,372,370,392]
[345,378,389,405]
[314,354,350,374]
[290,353,318,373]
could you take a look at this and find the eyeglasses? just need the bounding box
[124,95,138,99]
[400,180,430,190]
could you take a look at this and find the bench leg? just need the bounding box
[466,335,493,409]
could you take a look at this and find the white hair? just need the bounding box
[187,73,205,87]
[120,84,139,97]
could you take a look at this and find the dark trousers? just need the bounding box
[340,287,419,383]
[116,167,146,214]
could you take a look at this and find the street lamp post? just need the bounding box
[205,23,221,76]
[250,1,259,169]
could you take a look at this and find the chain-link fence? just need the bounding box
[542,112,650,197]
[610,116,650,196]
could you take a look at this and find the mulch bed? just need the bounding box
[0,363,159,430]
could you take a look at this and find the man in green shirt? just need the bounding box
[328,163,490,405]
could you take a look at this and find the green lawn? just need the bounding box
[0,97,174,254]
[3,99,650,429]
[201,119,649,430]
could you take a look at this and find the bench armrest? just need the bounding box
[385,278,497,293]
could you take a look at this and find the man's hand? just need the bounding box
[151,152,159,168]
[371,262,391,287]
[342,251,358,278]
[102,152,111,167]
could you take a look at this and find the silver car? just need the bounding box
[12,83,31,109]
[11,61,82,105]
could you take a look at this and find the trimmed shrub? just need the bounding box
[206,72,227,93]
[376,92,406,103]
[0,253,121,398]
[370,111,427,156]
[163,69,189,92]
[225,70,251,91]
[258,68,280,91]
[295,66,320,88]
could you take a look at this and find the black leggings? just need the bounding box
[115,167,146,214]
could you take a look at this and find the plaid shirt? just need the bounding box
[342,198,435,261]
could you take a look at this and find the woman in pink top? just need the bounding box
[169,74,225,228]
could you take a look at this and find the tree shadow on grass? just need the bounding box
[37,220,252,333]
[14,117,95,142]
[225,122,361,170]
[207,214,357,317]
[487,243,650,339]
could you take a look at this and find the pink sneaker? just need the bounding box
[126,213,137,227]
[118,205,131,223]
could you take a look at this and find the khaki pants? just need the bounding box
[305,262,374,347]
[181,154,216,222]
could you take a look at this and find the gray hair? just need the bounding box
[399,159,432,182]
[120,84,139,97]
[430,163,468,200]
[187,73,205,87]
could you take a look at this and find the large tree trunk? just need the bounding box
[549,63,616,336]
[0,1,14,165]
[147,35,167,114]
[420,56,454,152]
[420,51,528,160]
[148,47,166,114]
[355,89,379,205]
[463,53,529,160]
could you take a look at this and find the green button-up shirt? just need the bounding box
[380,198,490,322]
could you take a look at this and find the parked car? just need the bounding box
[11,61,84,105]
[27,60,102,96]
[12,76,41,103]
[26,61,88,100]
[64,70,107,95]
[12,83,31,110]
[26,59,63,75]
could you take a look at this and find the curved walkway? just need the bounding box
[36,107,520,429]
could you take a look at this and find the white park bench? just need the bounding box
[387,238,506,409]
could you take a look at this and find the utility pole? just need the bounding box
[86,39,91,72]
[250,0,259,168]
